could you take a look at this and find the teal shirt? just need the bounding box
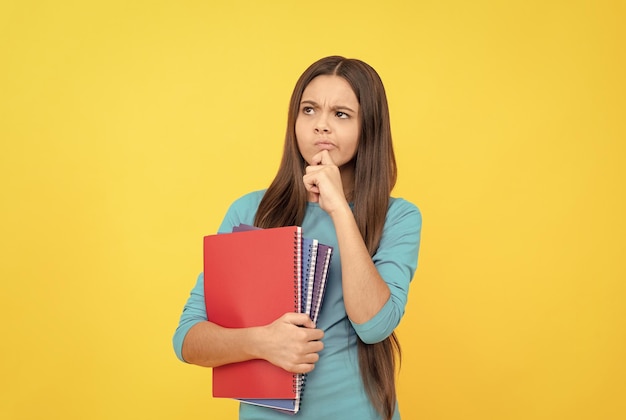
[173,191,422,419]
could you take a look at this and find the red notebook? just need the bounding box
[203,226,302,399]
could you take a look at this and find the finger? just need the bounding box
[308,328,324,341]
[284,312,316,328]
[318,150,336,166]
[304,164,324,174]
[302,176,320,197]
[293,363,316,374]
[302,172,317,187]
[310,150,335,166]
[300,352,320,364]
[305,337,324,351]
[310,152,324,166]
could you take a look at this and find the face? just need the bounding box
[295,75,361,168]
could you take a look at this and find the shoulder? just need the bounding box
[218,190,267,233]
[229,189,266,210]
[387,197,422,226]
[381,197,423,238]
[375,197,423,264]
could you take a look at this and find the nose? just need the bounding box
[314,113,331,133]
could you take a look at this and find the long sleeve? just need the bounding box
[172,191,265,361]
[350,198,422,343]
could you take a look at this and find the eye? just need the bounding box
[302,106,314,115]
[336,111,349,119]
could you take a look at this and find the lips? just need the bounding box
[315,140,336,150]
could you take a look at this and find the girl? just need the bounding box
[173,56,422,419]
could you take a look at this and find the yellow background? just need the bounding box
[1,1,624,419]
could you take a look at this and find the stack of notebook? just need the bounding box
[203,225,333,414]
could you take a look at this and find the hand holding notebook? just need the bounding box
[260,312,324,374]
[203,224,332,413]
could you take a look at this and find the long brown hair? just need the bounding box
[254,56,399,419]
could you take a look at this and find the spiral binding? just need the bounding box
[311,246,332,325]
[293,226,302,314]
[292,226,303,412]
[303,244,312,317]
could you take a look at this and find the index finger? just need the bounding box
[283,312,316,328]
[312,150,336,166]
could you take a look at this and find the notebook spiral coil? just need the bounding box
[295,236,314,406]
[293,228,302,314]
[292,228,303,409]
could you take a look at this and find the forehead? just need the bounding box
[302,75,359,106]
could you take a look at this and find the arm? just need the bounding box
[173,192,324,374]
[174,274,324,374]
[303,151,422,335]
[182,313,324,374]
[302,151,390,323]
[182,320,263,367]
[329,204,391,323]
[351,202,421,343]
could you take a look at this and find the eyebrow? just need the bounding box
[300,100,357,114]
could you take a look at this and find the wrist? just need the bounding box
[246,326,265,360]
[328,201,353,222]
